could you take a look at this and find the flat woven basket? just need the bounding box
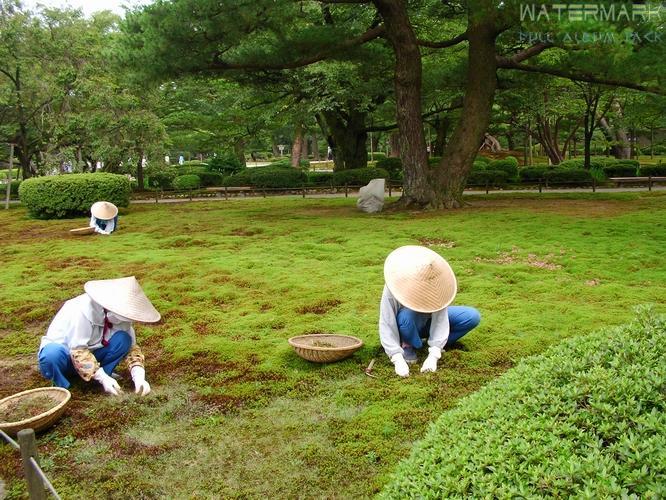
[0,387,71,435]
[288,334,363,363]
[69,226,95,236]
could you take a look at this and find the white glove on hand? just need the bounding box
[93,367,122,396]
[391,353,410,378]
[420,346,442,373]
[131,366,151,396]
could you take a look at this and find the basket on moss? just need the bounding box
[172,174,201,190]
[19,173,130,219]
[0,387,71,435]
[288,334,363,363]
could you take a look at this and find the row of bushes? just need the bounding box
[223,166,390,189]
[19,173,130,219]
[381,309,666,498]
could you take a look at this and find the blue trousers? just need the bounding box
[397,306,481,349]
[38,331,131,388]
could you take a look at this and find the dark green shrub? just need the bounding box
[639,164,666,176]
[172,174,201,190]
[307,172,334,186]
[427,156,442,167]
[603,164,638,178]
[180,160,206,167]
[615,159,640,169]
[207,154,244,175]
[2,180,21,196]
[381,310,666,499]
[145,164,177,190]
[376,157,403,179]
[465,169,508,187]
[489,156,519,180]
[19,173,130,219]
[518,166,549,182]
[198,171,225,187]
[178,165,207,175]
[472,161,487,171]
[223,166,307,188]
[474,156,491,164]
[369,152,387,161]
[545,168,592,185]
[558,158,585,169]
[332,167,389,186]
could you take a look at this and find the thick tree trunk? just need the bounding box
[234,138,247,167]
[136,150,145,191]
[373,0,433,206]
[291,122,304,167]
[321,110,367,170]
[435,16,498,207]
[301,134,309,160]
[388,132,400,157]
[433,115,450,156]
[599,117,630,159]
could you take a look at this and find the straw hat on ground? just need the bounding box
[384,245,457,313]
[84,276,161,323]
[90,201,118,220]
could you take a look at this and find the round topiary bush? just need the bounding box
[19,173,130,219]
[172,174,201,190]
[488,156,519,180]
[198,171,225,187]
[375,158,403,179]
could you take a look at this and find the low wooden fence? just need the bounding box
[0,428,61,499]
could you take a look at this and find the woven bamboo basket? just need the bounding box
[288,334,363,363]
[69,226,95,236]
[0,387,71,435]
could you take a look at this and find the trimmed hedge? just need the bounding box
[223,166,307,188]
[488,156,519,180]
[376,157,403,178]
[172,174,201,190]
[332,167,389,186]
[19,173,130,219]
[146,166,178,190]
[381,309,666,498]
[603,164,638,178]
[545,168,592,184]
[639,164,666,176]
[207,154,244,175]
[198,171,225,187]
[178,165,207,175]
[519,166,549,182]
[307,172,334,186]
[369,152,387,161]
[465,169,508,187]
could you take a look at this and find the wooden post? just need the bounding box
[345,184,348,198]
[538,179,542,193]
[5,143,14,209]
[388,182,392,197]
[485,180,489,195]
[224,186,228,200]
[649,176,652,192]
[592,177,596,193]
[18,429,46,500]
[302,186,306,198]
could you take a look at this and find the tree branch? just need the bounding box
[497,42,553,65]
[417,31,467,49]
[497,61,666,96]
[209,25,384,71]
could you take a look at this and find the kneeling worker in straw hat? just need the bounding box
[380,246,480,377]
[90,201,118,235]
[37,276,160,396]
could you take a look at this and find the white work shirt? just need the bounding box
[39,294,136,352]
[378,285,449,358]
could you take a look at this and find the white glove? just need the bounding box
[420,346,442,373]
[390,353,410,378]
[131,366,151,396]
[93,367,122,396]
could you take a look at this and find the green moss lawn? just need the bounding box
[1,192,665,498]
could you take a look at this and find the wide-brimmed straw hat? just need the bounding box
[384,245,457,313]
[90,201,118,220]
[84,276,161,323]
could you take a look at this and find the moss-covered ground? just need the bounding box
[0,192,664,498]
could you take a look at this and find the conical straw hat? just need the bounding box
[90,201,118,220]
[384,245,457,313]
[84,276,161,323]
